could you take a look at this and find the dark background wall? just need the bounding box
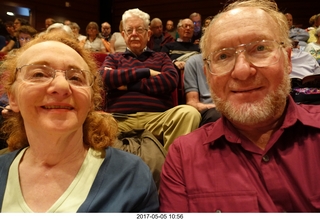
[1,0,318,34]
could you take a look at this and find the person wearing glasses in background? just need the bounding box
[99,8,200,151]
[0,31,159,212]
[1,19,32,53]
[189,12,202,44]
[161,18,200,71]
[160,0,320,212]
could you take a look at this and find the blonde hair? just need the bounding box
[0,32,118,151]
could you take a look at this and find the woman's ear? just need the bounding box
[8,92,20,112]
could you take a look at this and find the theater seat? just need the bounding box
[91,52,108,67]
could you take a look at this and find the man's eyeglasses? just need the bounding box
[124,27,148,35]
[16,64,94,88]
[204,40,285,76]
[179,24,194,30]
[19,37,31,42]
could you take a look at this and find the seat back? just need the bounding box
[91,52,108,67]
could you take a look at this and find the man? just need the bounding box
[161,18,200,70]
[99,8,200,150]
[101,21,112,41]
[147,18,175,52]
[165,20,176,39]
[160,0,320,212]
[184,53,221,126]
[100,22,112,52]
[285,13,309,50]
[189,12,202,44]
[161,18,200,104]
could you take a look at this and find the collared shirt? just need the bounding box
[160,96,320,212]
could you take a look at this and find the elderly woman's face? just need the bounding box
[9,41,93,133]
[87,25,98,36]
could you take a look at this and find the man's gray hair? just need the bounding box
[122,8,150,29]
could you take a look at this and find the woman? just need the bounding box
[82,21,106,53]
[109,20,126,53]
[69,22,86,42]
[0,31,158,212]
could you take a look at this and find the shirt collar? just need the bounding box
[123,47,153,57]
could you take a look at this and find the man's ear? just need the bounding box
[147,29,152,42]
[8,92,20,112]
[203,65,208,76]
[286,48,292,75]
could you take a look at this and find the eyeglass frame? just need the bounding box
[203,39,285,76]
[178,24,194,30]
[124,27,148,35]
[19,37,32,42]
[15,64,95,88]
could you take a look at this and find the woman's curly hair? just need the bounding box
[0,31,118,152]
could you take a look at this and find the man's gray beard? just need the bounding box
[212,73,291,125]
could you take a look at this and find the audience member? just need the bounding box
[109,20,126,53]
[306,14,317,32]
[189,12,202,44]
[165,20,177,39]
[184,53,221,126]
[202,16,213,34]
[285,13,309,50]
[0,21,7,50]
[161,18,200,70]
[290,39,320,79]
[305,27,320,64]
[82,22,107,53]
[307,14,320,43]
[4,21,15,44]
[99,22,111,53]
[99,8,200,150]
[45,23,74,38]
[13,18,29,31]
[1,19,30,52]
[161,18,200,104]
[160,0,320,212]
[45,18,56,29]
[100,22,112,41]
[70,22,86,42]
[147,18,175,52]
[64,20,72,26]
[8,25,37,54]
[0,31,159,212]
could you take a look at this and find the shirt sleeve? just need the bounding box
[128,52,179,95]
[184,55,200,94]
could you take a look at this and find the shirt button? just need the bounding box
[215,210,222,213]
[262,155,270,162]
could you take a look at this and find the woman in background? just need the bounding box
[82,22,106,53]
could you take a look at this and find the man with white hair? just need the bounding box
[99,8,200,150]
